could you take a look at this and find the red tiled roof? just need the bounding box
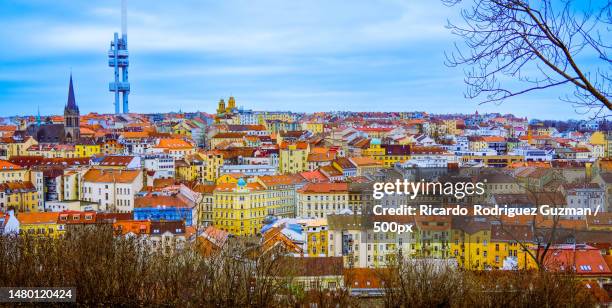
[298,182,348,194]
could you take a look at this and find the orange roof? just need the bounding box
[279,141,308,150]
[258,174,305,187]
[18,212,60,225]
[83,169,141,183]
[0,160,23,171]
[308,153,334,162]
[156,138,193,150]
[0,181,36,192]
[507,161,551,169]
[541,245,611,275]
[344,268,387,289]
[113,220,151,235]
[134,195,191,208]
[519,135,551,140]
[350,156,382,166]
[573,147,591,153]
[300,170,329,182]
[0,125,17,131]
[298,182,348,194]
[214,182,265,192]
[100,155,135,166]
[58,211,97,224]
[310,147,330,154]
[79,127,96,135]
[122,131,150,139]
[190,183,216,194]
[212,132,246,139]
[481,136,506,142]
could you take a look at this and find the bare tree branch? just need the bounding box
[444,0,612,117]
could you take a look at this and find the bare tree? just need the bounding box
[492,170,567,270]
[444,0,611,117]
[380,251,597,307]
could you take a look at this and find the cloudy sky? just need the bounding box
[0,0,607,119]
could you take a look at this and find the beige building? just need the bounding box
[0,160,28,183]
[297,182,349,218]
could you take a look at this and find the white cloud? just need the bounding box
[1,0,456,57]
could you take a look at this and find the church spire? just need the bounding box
[66,74,78,112]
[36,105,41,126]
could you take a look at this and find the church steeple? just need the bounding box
[36,105,41,127]
[64,73,80,143]
[66,74,79,113]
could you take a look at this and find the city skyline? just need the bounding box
[0,0,607,119]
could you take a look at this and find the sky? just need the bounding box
[0,0,609,119]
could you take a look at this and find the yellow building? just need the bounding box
[0,136,38,159]
[216,174,241,185]
[607,133,612,158]
[17,212,65,238]
[213,179,271,236]
[26,144,77,158]
[75,140,101,158]
[589,131,607,158]
[201,151,224,182]
[443,119,458,136]
[190,183,215,227]
[451,217,491,270]
[215,97,238,121]
[305,220,329,257]
[363,140,411,167]
[279,141,309,174]
[362,139,386,163]
[0,160,28,183]
[175,155,203,182]
[487,224,537,270]
[302,122,325,134]
[0,181,38,213]
[63,168,88,201]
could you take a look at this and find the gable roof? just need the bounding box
[83,169,141,183]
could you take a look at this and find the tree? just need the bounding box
[491,169,567,270]
[444,0,611,117]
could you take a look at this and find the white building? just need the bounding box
[508,147,553,161]
[563,183,606,219]
[81,169,143,213]
[144,154,175,178]
[220,164,276,176]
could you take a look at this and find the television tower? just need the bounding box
[108,0,130,114]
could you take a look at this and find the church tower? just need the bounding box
[216,99,226,115]
[226,96,236,113]
[64,74,80,143]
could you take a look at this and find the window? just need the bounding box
[309,281,318,290]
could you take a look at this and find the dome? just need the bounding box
[371,138,381,145]
[237,178,247,187]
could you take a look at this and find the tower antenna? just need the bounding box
[109,0,130,114]
[121,0,127,36]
